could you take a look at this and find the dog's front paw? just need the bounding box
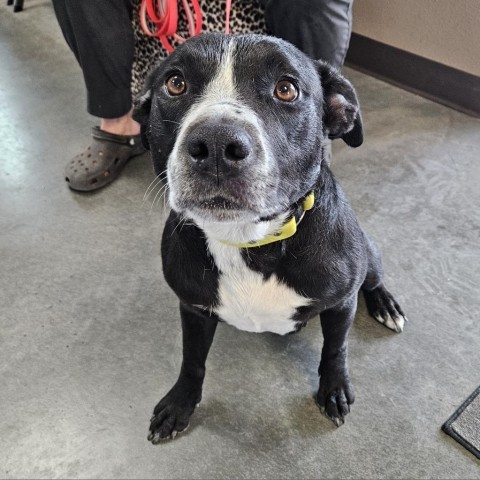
[148,384,201,444]
[316,373,355,427]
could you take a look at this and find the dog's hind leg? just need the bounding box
[361,238,407,333]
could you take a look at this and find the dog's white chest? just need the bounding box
[207,240,311,335]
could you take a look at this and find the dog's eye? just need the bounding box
[274,80,298,102]
[166,74,186,96]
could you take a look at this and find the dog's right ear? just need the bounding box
[132,74,154,150]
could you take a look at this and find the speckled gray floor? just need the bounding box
[1,2,479,479]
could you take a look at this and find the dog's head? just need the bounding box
[134,33,362,224]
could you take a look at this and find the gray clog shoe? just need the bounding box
[65,127,146,191]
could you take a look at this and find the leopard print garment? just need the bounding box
[131,0,267,95]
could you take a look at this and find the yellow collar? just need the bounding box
[220,192,315,248]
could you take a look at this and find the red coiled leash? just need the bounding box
[140,0,232,53]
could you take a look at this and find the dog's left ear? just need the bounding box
[316,60,364,148]
[132,73,154,150]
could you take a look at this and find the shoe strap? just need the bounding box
[91,126,141,146]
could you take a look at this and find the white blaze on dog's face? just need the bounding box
[133,33,363,227]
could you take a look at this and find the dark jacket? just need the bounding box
[258,0,353,67]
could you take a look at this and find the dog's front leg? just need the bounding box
[148,303,218,443]
[317,296,356,427]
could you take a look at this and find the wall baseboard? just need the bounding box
[345,33,480,118]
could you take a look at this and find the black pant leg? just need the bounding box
[261,0,353,68]
[52,0,134,118]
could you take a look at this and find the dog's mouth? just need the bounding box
[197,196,244,211]
[169,169,271,222]
[186,195,259,223]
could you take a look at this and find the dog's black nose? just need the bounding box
[187,123,253,175]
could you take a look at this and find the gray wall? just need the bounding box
[352,0,480,76]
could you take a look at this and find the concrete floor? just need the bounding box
[1,2,479,479]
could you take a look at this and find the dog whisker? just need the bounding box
[143,170,167,203]
[171,214,187,236]
[150,182,170,212]
[149,182,167,210]
[143,173,162,199]
[155,183,170,211]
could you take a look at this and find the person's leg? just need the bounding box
[52,0,136,123]
[260,0,354,68]
[52,0,144,191]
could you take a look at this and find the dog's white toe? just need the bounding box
[375,312,405,333]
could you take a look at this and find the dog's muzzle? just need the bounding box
[168,108,276,222]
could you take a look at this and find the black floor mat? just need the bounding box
[442,385,480,460]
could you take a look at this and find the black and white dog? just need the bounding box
[133,33,406,444]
